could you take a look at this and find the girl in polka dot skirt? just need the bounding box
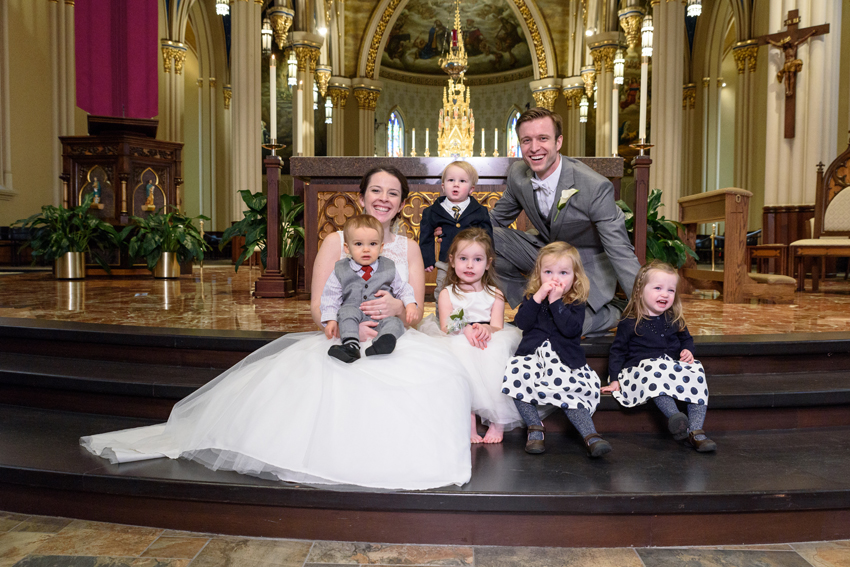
[601,260,716,452]
[501,242,612,458]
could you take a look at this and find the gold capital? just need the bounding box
[294,45,320,73]
[223,87,232,110]
[315,69,331,97]
[620,14,644,53]
[328,87,350,109]
[532,89,558,111]
[682,84,696,110]
[173,50,186,75]
[161,46,173,73]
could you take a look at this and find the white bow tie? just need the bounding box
[530,177,551,193]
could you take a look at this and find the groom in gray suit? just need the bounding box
[490,108,640,336]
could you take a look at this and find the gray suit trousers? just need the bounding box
[338,305,404,343]
[494,226,622,336]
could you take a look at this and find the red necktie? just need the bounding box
[361,265,372,281]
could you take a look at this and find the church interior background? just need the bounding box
[3,0,850,563]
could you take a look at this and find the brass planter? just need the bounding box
[55,252,85,280]
[154,252,181,279]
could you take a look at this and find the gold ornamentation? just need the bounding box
[733,47,747,74]
[734,41,759,74]
[702,77,710,88]
[294,45,320,73]
[328,87,350,108]
[269,7,294,50]
[532,89,558,111]
[437,76,475,158]
[173,50,186,75]
[439,0,468,78]
[581,67,596,98]
[365,0,404,79]
[682,84,696,110]
[379,67,533,86]
[161,47,173,73]
[619,14,644,52]
[223,87,232,110]
[562,87,584,110]
[209,78,217,87]
[353,88,380,110]
[509,0,548,78]
[315,68,331,97]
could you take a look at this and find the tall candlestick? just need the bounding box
[612,86,618,156]
[425,128,429,150]
[481,128,485,149]
[270,55,277,140]
[494,128,498,149]
[296,80,303,155]
[411,128,416,155]
[638,60,648,140]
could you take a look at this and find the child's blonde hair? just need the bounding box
[621,260,686,330]
[445,227,499,298]
[342,214,384,245]
[524,242,589,304]
[441,161,479,187]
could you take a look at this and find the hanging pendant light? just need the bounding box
[261,17,273,55]
[215,0,229,16]
[325,98,333,124]
[641,12,654,57]
[287,50,297,88]
[687,0,702,17]
[613,48,625,85]
[579,96,589,123]
[313,83,319,110]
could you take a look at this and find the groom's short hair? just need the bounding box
[516,107,563,140]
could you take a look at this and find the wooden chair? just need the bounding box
[789,137,850,292]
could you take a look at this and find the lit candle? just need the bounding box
[494,128,498,150]
[612,87,618,156]
[411,128,416,154]
[638,61,648,140]
[270,55,277,141]
[481,128,485,151]
[425,128,429,150]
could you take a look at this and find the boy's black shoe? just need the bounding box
[328,342,361,363]
[365,334,396,356]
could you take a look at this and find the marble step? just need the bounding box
[1,404,848,547]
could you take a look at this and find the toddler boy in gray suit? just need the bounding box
[320,214,418,363]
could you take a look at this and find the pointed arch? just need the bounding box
[505,105,523,158]
[387,106,406,157]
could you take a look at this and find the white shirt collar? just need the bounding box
[349,257,379,272]
[533,155,562,193]
[441,196,471,217]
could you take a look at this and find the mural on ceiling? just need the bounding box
[381,0,532,75]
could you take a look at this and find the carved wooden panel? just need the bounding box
[78,165,115,221]
[131,166,168,216]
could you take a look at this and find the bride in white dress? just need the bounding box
[81,167,472,491]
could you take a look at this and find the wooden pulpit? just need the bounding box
[59,116,183,225]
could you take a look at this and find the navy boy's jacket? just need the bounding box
[513,296,587,369]
[418,196,494,268]
[607,315,696,381]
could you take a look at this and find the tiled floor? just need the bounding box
[1,512,848,567]
[2,264,850,335]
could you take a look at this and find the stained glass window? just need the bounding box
[507,110,522,158]
[387,111,404,157]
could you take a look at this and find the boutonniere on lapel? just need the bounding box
[554,188,579,221]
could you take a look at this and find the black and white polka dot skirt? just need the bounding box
[612,355,709,408]
[501,340,600,414]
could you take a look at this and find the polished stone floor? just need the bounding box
[0,511,848,566]
[2,263,850,335]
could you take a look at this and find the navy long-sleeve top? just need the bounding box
[513,296,587,369]
[607,315,695,381]
[418,196,494,268]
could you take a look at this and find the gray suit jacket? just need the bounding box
[490,157,639,312]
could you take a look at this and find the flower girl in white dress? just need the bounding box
[81,167,472,491]
[419,228,523,443]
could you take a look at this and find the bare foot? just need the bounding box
[470,414,484,443]
[482,423,504,444]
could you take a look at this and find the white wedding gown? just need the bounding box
[81,233,473,490]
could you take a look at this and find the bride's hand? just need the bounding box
[359,320,379,341]
[360,290,403,321]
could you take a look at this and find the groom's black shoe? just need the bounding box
[365,334,396,356]
[328,342,361,363]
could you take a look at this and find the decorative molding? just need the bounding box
[562,86,584,110]
[365,0,404,79]
[328,86,350,108]
[161,46,173,73]
[294,45,320,73]
[209,78,216,87]
[223,85,232,109]
[379,66,533,87]
[581,66,596,98]
[509,0,548,78]
[315,66,332,97]
[173,49,186,75]
[618,8,644,52]
[531,89,558,111]
[702,76,710,88]
[734,40,759,74]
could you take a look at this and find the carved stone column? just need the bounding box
[682,83,697,196]
[732,40,758,194]
[327,77,351,156]
[159,41,186,142]
[763,1,841,207]
[50,0,75,203]
[590,37,617,157]
[291,32,323,157]
[648,0,684,220]
[0,0,11,200]
[353,78,382,156]
[231,0,262,221]
[561,80,585,156]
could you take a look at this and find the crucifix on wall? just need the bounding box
[758,10,829,139]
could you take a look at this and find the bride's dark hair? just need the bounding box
[359,166,411,203]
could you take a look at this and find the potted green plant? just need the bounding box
[124,207,211,278]
[220,190,305,277]
[13,193,122,279]
[617,188,699,268]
